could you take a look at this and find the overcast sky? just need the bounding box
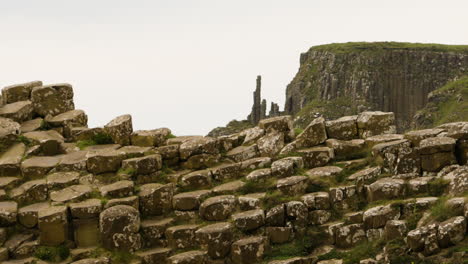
[1,1,467,135]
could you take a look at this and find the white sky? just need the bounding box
[0,0,467,135]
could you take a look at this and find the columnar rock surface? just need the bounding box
[0,80,467,264]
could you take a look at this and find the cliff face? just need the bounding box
[285,42,468,131]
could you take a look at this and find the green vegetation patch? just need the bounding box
[76,132,114,150]
[318,239,385,264]
[310,42,468,55]
[427,196,459,223]
[264,227,327,261]
[415,76,468,128]
[34,245,70,262]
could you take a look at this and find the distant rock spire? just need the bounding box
[248,75,262,125]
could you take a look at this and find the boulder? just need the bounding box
[50,184,92,203]
[104,196,138,210]
[0,177,20,191]
[0,143,26,176]
[131,128,171,147]
[363,205,400,229]
[2,81,41,104]
[0,201,18,226]
[372,139,420,174]
[309,210,332,225]
[10,179,48,204]
[210,162,242,181]
[86,150,124,174]
[325,115,358,140]
[69,199,102,219]
[357,111,396,138]
[258,115,294,141]
[172,190,211,211]
[46,110,88,137]
[298,147,334,168]
[407,223,439,255]
[105,196,139,210]
[199,195,237,221]
[285,201,309,229]
[325,139,366,159]
[448,167,468,195]
[266,204,286,227]
[165,224,199,249]
[0,117,20,151]
[238,193,265,211]
[212,180,245,195]
[407,177,434,195]
[365,178,406,202]
[137,248,172,264]
[99,205,141,251]
[335,223,366,248]
[246,168,272,182]
[23,130,64,156]
[226,145,259,162]
[329,185,359,211]
[56,151,88,172]
[0,101,33,122]
[437,216,467,248]
[271,157,303,178]
[121,154,162,175]
[31,83,74,116]
[438,121,468,139]
[404,128,444,147]
[179,169,212,189]
[257,131,285,157]
[179,137,218,160]
[420,137,457,172]
[384,220,407,240]
[196,222,233,259]
[182,153,219,170]
[364,133,404,148]
[99,180,134,198]
[104,114,133,146]
[348,167,381,183]
[18,202,50,228]
[46,171,80,190]
[296,117,327,147]
[240,157,271,170]
[301,192,330,210]
[167,250,206,264]
[277,176,308,196]
[138,183,174,216]
[140,217,174,247]
[21,156,61,179]
[232,209,265,232]
[306,166,342,179]
[231,236,267,264]
[241,127,265,145]
[38,206,68,246]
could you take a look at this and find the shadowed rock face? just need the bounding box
[285,43,468,131]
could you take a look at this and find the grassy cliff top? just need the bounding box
[414,75,468,128]
[308,41,468,54]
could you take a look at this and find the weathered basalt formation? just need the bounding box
[284,42,468,130]
[0,81,467,264]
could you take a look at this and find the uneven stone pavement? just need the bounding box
[0,81,467,264]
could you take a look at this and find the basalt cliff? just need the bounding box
[285,42,468,131]
[209,42,468,137]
